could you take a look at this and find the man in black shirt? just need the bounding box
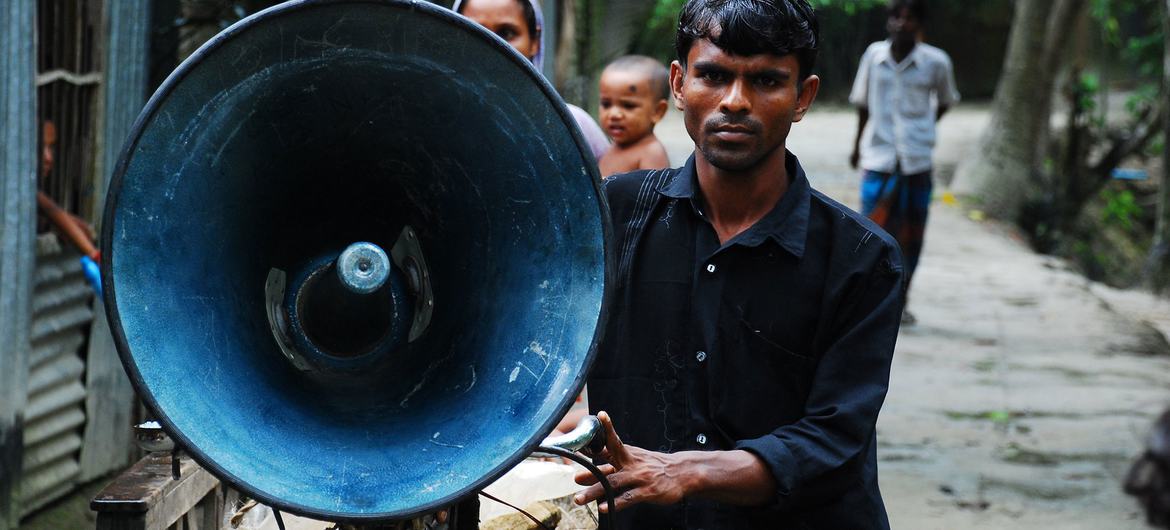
[572,1,905,528]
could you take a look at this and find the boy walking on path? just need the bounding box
[849,0,959,323]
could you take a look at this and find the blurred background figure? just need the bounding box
[453,0,611,161]
[597,55,670,177]
[848,0,959,325]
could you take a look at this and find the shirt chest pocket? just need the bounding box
[898,72,934,117]
[709,307,819,437]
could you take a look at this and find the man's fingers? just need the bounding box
[574,464,616,486]
[574,471,629,509]
[596,411,629,464]
[574,482,646,513]
[607,488,647,513]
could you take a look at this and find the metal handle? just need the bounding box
[536,415,603,456]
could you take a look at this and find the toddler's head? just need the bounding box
[599,55,669,147]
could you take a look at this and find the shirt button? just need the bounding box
[695,350,707,362]
[696,433,708,445]
[706,263,716,273]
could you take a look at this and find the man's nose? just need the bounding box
[719,79,751,115]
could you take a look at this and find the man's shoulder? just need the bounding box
[862,40,889,58]
[916,42,954,66]
[602,167,677,208]
[808,187,904,267]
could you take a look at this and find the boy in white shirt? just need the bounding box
[849,0,959,324]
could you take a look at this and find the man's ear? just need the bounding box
[793,74,820,122]
[669,60,686,111]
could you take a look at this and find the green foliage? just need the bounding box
[1088,0,1164,80]
[1076,72,1101,114]
[1101,188,1143,231]
[1125,83,1160,115]
[1148,135,1166,158]
[807,0,887,15]
[630,0,687,63]
[647,0,686,29]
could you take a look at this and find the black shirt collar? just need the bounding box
[658,151,810,258]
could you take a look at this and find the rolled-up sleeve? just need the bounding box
[848,46,874,108]
[734,242,904,510]
[936,53,960,106]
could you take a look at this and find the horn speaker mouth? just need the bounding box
[101,0,610,522]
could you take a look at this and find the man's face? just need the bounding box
[670,39,819,173]
[887,7,920,45]
[461,0,538,61]
[599,69,667,147]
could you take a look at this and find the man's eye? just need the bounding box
[498,29,518,40]
[700,71,727,83]
[755,76,780,88]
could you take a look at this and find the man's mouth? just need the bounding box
[711,126,754,142]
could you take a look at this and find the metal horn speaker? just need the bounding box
[101,0,610,522]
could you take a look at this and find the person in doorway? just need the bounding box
[454,0,611,161]
[849,0,960,324]
[574,1,905,528]
[598,55,671,176]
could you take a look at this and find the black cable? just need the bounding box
[478,491,552,530]
[273,508,287,530]
[170,447,181,480]
[536,445,617,528]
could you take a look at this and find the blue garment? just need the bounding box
[860,169,932,286]
[591,152,904,529]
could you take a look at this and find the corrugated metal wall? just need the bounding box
[19,234,92,516]
[0,1,39,528]
[2,0,145,526]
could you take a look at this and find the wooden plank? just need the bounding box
[95,512,146,530]
[92,453,219,530]
[0,1,39,528]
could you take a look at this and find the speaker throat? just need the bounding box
[264,228,433,374]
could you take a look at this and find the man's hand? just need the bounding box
[851,106,869,170]
[572,411,691,513]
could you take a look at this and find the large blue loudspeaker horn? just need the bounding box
[101,0,610,523]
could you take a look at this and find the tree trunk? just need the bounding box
[1149,0,1170,289]
[553,0,656,114]
[1036,0,1088,174]
[952,0,1083,221]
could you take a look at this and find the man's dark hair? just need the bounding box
[604,55,671,101]
[456,0,539,40]
[888,0,927,21]
[674,0,819,80]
